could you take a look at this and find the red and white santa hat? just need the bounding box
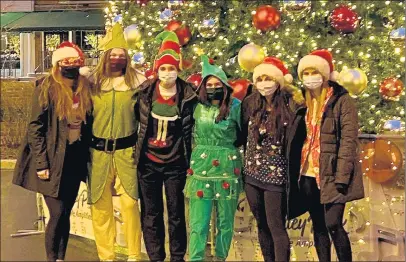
[252,57,293,88]
[52,41,84,67]
[297,49,339,81]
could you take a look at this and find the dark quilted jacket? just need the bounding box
[133,78,198,166]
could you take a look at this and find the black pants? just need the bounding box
[138,159,187,262]
[300,176,352,262]
[43,143,82,261]
[245,183,290,262]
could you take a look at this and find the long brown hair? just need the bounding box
[198,78,232,123]
[39,65,92,121]
[250,87,292,145]
[90,48,141,94]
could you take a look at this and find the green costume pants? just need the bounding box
[188,198,238,261]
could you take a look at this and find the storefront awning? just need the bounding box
[1,12,29,29]
[2,11,104,32]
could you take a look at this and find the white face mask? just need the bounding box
[256,81,278,96]
[158,70,177,85]
[303,74,323,90]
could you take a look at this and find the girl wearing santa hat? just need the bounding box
[295,49,364,261]
[241,57,305,262]
[13,42,92,261]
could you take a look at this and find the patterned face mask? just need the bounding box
[58,56,84,67]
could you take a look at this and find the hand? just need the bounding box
[37,169,50,180]
[336,183,348,195]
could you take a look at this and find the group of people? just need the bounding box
[13,23,364,262]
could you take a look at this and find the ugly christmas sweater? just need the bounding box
[184,98,243,200]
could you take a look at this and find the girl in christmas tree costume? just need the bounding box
[184,55,243,261]
[84,23,146,261]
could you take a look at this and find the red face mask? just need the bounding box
[109,57,127,72]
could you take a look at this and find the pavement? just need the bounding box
[1,169,100,261]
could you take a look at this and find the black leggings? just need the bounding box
[300,176,352,262]
[43,144,82,261]
[245,183,290,262]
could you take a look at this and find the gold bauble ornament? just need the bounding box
[238,44,265,72]
[338,68,368,97]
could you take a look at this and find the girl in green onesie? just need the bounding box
[184,55,243,261]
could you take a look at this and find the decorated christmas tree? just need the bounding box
[103,0,405,134]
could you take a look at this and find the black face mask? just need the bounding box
[61,67,80,80]
[206,88,224,101]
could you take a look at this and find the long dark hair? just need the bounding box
[198,78,232,123]
[250,87,292,145]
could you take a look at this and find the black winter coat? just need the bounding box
[133,78,198,166]
[288,82,365,218]
[13,86,92,198]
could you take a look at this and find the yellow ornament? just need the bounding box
[238,44,265,72]
[338,68,368,97]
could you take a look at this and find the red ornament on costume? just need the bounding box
[196,190,204,198]
[252,5,281,32]
[222,182,230,190]
[165,20,191,46]
[186,73,202,89]
[228,79,251,101]
[234,167,241,176]
[212,160,220,167]
[136,0,150,6]
[187,168,194,175]
[330,5,359,33]
[379,77,404,101]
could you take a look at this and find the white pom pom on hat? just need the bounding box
[253,57,292,88]
[79,66,92,77]
[297,49,339,81]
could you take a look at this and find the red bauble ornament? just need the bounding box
[196,190,204,198]
[330,5,359,33]
[234,167,241,176]
[144,68,156,79]
[209,58,215,65]
[187,168,194,175]
[228,79,251,101]
[186,73,202,89]
[165,20,191,46]
[222,181,230,190]
[212,160,220,167]
[252,5,281,32]
[379,77,404,101]
[136,0,150,6]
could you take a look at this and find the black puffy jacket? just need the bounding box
[133,78,198,166]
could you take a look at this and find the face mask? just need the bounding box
[206,88,224,101]
[61,67,80,80]
[109,58,127,72]
[256,81,278,96]
[303,74,323,90]
[158,71,178,85]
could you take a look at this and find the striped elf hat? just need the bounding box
[153,30,182,71]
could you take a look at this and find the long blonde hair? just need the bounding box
[305,86,328,120]
[90,49,141,95]
[39,65,92,121]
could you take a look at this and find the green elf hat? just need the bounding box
[197,55,232,91]
[98,23,128,51]
[153,30,182,71]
